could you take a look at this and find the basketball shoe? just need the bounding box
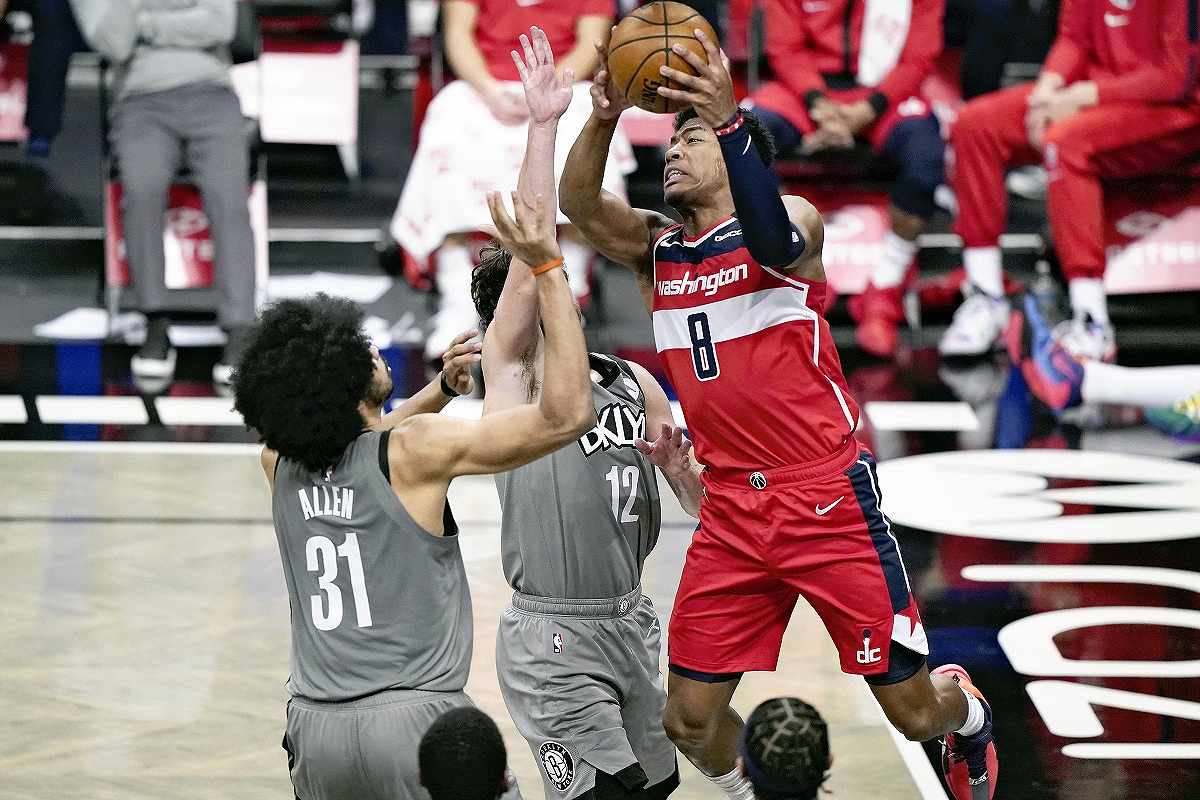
[939,288,1011,357]
[851,283,906,358]
[1012,294,1084,412]
[1145,391,1200,442]
[931,664,998,800]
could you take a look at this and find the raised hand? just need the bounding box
[635,423,696,480]
[655,28,737,127]
[590,31,633,122]
[512,26,574,125]
[440,329,482,396]
[486,191,561,269]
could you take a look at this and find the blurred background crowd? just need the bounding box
[0,0,1197,444]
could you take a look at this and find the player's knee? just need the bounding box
[662,702,719,752]
[1042,124,1091,171]
[892,705,941,742]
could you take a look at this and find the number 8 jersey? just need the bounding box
[652,217,861,471]
[272,430,472,701]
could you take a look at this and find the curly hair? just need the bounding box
[740,697,831,800]
[470,242,513,330]
[232,294,377,474]
[419,706,508,800]
[673,105,778,167]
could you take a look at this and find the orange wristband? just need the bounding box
[530,256,564,276]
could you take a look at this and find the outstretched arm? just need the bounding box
[376,330,482,427]
[630,361,705,518]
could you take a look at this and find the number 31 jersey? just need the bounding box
[272,430,472,701]
[652,216,860,472]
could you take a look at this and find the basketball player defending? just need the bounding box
[232,182,594,798]
[558,28,999,800]
[475,27,701,800]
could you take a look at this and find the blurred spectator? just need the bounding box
[943,0,1012,100]
[24,0,86,163]
[739,697,831,799]
[749,0,948,359]
[70,0,254,385]
[941,0,1200,359]
[418,706,512,800]
[388,0,633,366]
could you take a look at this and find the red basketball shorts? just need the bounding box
[667,440,928,682]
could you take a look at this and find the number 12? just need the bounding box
[606,465,640,523]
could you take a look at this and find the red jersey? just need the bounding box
[461,0,613,82]
[651,217,861,472]
[762,0,944,108]
[1044,0,1199,105]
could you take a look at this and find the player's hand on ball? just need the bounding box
[512,26,574,125]
[635,423,695,478]
[441,329,481,396]
[655,28,737,127]
[591,32,633,122]
[486,191,562,268]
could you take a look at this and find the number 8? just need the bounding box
[687,312,720,381]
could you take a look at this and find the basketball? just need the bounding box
[606,2,719,114]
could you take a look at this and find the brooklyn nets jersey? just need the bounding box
[496,354,662,599]
[272,430,472,701]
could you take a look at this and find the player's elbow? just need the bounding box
[544,396,595,442]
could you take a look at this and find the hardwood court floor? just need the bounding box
[0,446,919,800]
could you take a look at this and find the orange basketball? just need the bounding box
[606,2,719,114]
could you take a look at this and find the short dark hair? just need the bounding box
[470,242,513,330]
[232,294,376,473]
[741,697,831,800]
[674,105,777,167]
[419,707,508,800]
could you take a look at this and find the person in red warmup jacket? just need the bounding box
[941,0,1200,359]
[750,0,947,359]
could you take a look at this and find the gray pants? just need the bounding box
[497,588,677,799]
[285,688,499,800]
[111,82,255,329]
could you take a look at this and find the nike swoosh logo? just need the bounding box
[815,496,845,516]
[803,0,830,10]
[1104,13,1129,26]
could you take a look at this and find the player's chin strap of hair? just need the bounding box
[714,110,806,268]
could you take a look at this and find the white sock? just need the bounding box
[709,766,757,800]
[955,687,985,737]
[963,246,1004,299]
[1069,278,1110,325]
[1082,362,1200,407]
[426,240,479,360]
[557,235,594,300]
[873,231,918,289]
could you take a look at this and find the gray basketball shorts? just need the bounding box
[283,688,483,800]
[496,587,677,799]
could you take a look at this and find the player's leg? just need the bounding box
[856,110,946,359]
[943,84,1040,356]
[662,672,745,784]
[1042,103,1200,357]
[619,596,679,794]
[283,698,370,800]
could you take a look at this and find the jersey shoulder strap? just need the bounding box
[596,353,647,413]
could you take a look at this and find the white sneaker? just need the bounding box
[1053,317,1116,363]
[1006,166,1048,200]
[939,290,1011,357]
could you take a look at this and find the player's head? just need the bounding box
[419,706,509,800]
[739,697,831,800]
[665,106,776,209]
[471,242,512,329]
[232,293,393,473]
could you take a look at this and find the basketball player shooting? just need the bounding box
[231,174,595,798]
[558,22,999,800]
[472,26,704,799]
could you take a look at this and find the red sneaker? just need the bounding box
[854,282,905,358]
[931,664,998,800]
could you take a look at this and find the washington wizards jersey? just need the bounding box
[651,216,861,471]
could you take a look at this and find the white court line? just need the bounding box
[0,395,28,424]
[0,441,260,455]
[866,401,979,432]
[155,397,244,427]
[36,396,149,425]
[883,721,951,800]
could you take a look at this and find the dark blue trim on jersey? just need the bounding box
[863,642,927,686]
[847,455,910,615]
[668,663,743,683]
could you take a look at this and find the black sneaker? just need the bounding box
[213,325,252,386]
[131,315,176,379]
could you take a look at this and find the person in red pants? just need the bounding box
[942,0,1200,358]
[749,0,947,359]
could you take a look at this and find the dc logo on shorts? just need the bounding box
[539,741,575,792]
[552,632,564,654]
[749,471,768,490]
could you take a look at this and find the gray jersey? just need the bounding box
[272,430,472,701]
[496,354,662,599]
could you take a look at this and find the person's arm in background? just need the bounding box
[68,0,137,61]
[630,362,705,518]
[443,0,528,125]
[1086,0,1192,104]
[556,13,611,80]
[1037,0,1089,90]
[137,0,235,50]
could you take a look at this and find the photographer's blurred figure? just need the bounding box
[740,698,832,800]
[70,0,254,385]
[419,706,513,800]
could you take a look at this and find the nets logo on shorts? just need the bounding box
[539,741,575,792]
